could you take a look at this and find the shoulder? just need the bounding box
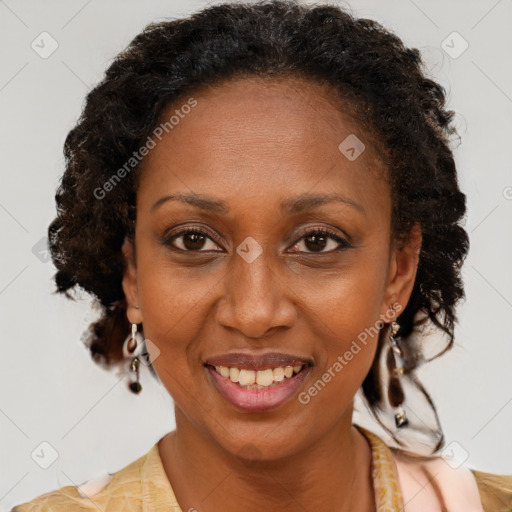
[391,447,512,512]
[10,483,86,512]
[10,446,155,512]
[471,469,512,512]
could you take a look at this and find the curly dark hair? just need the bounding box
[49,0,469,452]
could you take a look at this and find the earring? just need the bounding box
[123,323,143,394]
[386,321,408,428]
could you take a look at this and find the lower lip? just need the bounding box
[206,365,311,413]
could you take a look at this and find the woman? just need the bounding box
[11,1,512,510]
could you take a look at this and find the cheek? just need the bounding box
[136,248,221,335]
[296,253,387,401]
[297,249,388,337]
[133,256,221,393]
[296,286,383,418]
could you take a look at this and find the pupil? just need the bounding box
[184,232,205,250]
[305,233,327,252]
[181,233,329,251]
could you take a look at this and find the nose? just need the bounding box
[216,250,297,339]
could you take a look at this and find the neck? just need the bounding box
[158,407,375,512]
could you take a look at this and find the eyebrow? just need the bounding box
[150,193,229,214]
[150,192,364,215]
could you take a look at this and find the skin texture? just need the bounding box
[121,76,421,512]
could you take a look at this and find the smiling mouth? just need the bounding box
[204,362,312,412]
[206,363,309,389]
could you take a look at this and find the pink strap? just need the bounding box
[392,450,484,511]
[77,473,113,498]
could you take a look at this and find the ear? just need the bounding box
[121,236,143,325]
[381,224,422,320]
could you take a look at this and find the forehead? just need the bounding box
[136,76,388,221]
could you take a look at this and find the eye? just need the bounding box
[288,227,351,254]
[163,226,351,254]
[163,227,224,252]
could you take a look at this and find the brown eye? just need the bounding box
[303,233,330,252]
[163,228,223,252]
[289,228,350,254]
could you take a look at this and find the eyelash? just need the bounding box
[162,226,351,254]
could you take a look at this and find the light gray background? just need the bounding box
[1,0,511,509]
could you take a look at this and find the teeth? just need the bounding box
[213,364,305,387]
[238,369,256,386]
[284,366,294,378]
[229,367,240,383]
[256,369,274,386]
[273,367,285,381]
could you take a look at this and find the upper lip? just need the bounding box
[204,352,313,370]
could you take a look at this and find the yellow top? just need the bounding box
[11,426,512,511]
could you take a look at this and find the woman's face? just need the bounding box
[122,76,420,460]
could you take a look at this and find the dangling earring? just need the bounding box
[123,322,143,394]
[386,320,408,428]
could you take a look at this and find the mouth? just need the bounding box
[204,352,313,412]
